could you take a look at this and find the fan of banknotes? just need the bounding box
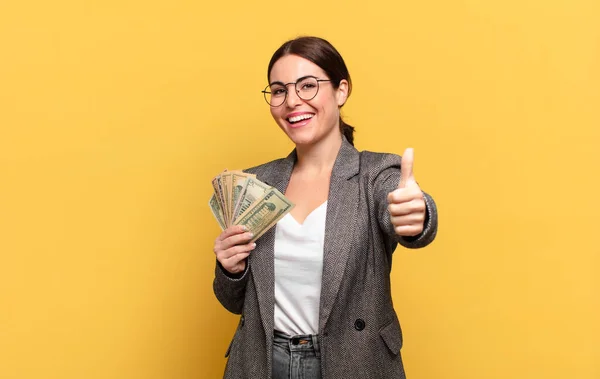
[209,170,295,242]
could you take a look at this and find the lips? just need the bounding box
[286,112,315,128]
[287,113,314,123]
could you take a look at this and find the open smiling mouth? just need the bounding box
[287,114,314,124]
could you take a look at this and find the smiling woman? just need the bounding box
[212,36,438,379]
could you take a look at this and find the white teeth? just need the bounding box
[288,114,314,123]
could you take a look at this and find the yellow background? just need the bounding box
[1,0,598,378]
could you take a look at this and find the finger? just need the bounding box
[221,232,254,250]
[388,189,412,204]
[218,225,248,242]
[399,148,414,188]
[218,242,256,260]
[390,213,425,226]
[394,225,423,237]
[388,200,426,216]
[387,187,423,204]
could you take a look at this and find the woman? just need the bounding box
[213,36,438,379]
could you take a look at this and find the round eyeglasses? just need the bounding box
[262,76,331,107]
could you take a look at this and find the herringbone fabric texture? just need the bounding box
[213,137,438,378]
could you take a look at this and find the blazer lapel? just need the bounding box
[319,138,360,331]
[249,153,295,338]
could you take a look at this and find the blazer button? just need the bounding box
[240,315,245,327]
[354,318,365,331]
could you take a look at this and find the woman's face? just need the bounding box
[268,54,348,147]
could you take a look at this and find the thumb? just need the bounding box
[399,148,415,188]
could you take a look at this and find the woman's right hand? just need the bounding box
[213,225,256,275]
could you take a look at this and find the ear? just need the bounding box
[336,79,349,107]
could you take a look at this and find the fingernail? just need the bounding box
[241,226,248,232]
[251,243,256,249]
[247,232,254,239]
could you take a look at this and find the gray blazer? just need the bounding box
[213,137,438,378]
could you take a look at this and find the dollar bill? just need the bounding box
[232,177,270,222]
[233,187,295,242]
[230,172,254,220]
[216,173,229,226]
[221,171,232,224]
[208,194,226,230]
[211,176,223,211]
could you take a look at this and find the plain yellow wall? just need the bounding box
[1,0,598,378]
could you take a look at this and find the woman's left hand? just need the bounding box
[387,148,426,237]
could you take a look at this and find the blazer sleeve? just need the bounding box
[372,153,438,250]
[212,260,249,314]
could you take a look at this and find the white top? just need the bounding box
[273,201,327,336]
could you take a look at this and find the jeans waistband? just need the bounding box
[273,330,321,358]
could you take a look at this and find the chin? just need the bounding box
[284,128,319,147]
[286,134,314,147]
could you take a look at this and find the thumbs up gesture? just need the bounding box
[387,148,427,237]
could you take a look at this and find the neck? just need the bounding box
[294,132,343,175]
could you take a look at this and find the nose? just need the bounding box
[285,87,303,108]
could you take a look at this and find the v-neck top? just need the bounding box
[273,201,327,335]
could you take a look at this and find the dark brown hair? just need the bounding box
[267,36,355,145]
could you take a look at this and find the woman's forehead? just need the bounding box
[269,54,327,83]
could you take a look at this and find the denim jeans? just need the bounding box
[272,330,322,379]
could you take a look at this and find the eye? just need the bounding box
[301,83,316,90]
[271,87,286,96]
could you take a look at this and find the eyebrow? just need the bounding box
[268,75,317,87]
